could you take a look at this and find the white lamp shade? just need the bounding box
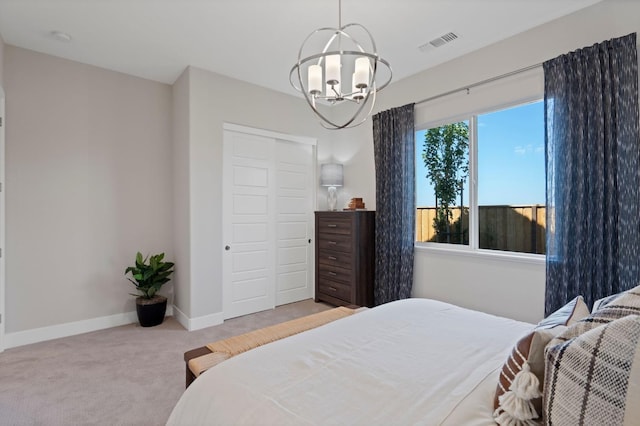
[325,54,341,85]
[308,65,322,94]
[354,57,370,89]
[320,163,344,187]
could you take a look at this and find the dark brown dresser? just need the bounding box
[315,211,375,307]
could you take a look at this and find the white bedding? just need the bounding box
[168,298,533,425]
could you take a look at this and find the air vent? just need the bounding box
[418,32,459,52]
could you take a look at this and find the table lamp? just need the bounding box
[320,163,343,211]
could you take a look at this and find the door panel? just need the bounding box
[233,194,268,214]
[223,130,275,319]
[233,223,268,243]
[233,165,268,187]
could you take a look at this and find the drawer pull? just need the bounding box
[328,286,337,292]
[327,224,337,228]
[328,256,337,260]
[328,271,337,276]
[328,241,337,245]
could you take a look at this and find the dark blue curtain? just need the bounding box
[544,33,640,315]
[372,103,415,305]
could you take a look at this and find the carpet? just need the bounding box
[0,299,331,425]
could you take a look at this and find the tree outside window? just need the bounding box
[422,122,469,244]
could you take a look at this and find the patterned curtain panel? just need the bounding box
[372,103,415,305]
[544,33,640,315]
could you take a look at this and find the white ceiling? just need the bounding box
[0,0,602,97]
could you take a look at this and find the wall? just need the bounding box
[332,0,640,323]
[172,69,191,319]
[4,46,173,338]
[175,66,333,328]
[0,34,4,87]
[0,34,4,349]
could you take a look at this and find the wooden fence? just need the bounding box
[416,205,546,254]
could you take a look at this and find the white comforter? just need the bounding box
[168,298,533,425]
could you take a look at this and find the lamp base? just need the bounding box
[327,186,338,211]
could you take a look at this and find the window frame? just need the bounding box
[414,96,546,264]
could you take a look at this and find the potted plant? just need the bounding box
[125,252,175,327]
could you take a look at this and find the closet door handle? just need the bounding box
[225,245,231,251]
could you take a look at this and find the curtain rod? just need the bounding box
[415,62,543,106]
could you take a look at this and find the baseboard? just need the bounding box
[173,305,223,331]
[190,311,223,331]
[172,305,190,330]
[4,305,175,349]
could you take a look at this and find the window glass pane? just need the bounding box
[477,101,545,254]
[416,121,470,245]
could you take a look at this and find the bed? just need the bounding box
[168,290,640,425]
[168,298,533,425]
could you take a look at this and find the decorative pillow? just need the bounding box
[544,315,640,425]
[548,285,640,348]
[592,284,640,312]
[536,295,590,329]
[493,296,590,424]
[592,293,621,312]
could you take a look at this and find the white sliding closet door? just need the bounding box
[275,141,314,306]
[222,125,315,320]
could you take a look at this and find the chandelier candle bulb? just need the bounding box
[354,57,369,88]
[326,54,341,85]
[308,65,322,95]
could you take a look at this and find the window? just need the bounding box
[416,100,545,255]
[416,120,470,246]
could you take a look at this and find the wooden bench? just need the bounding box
[183,306,363,388]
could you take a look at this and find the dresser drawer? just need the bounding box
[318,279,351,302]
[318,216,352,235]
[318,263,351,284]
[318,234,352,253]
[318,249,352,269]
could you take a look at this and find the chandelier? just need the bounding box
[289,0,392,130]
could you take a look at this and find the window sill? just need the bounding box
[414,243,545,266]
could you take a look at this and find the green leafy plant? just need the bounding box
[423,122,469,243]
[125,252,175,299]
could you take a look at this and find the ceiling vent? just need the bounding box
[419,32,459,52]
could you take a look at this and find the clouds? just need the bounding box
[514,144,544,156]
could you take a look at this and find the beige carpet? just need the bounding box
[0,299,331,426]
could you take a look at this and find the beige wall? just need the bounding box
[0,34,4,87]
[172,69,191,318]
[332,0,640,323]
[179,66,333,324]
[4,46,173,333]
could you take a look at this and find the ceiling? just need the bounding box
[0,0,603,97]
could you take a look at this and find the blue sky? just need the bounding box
[416,100,545,207]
